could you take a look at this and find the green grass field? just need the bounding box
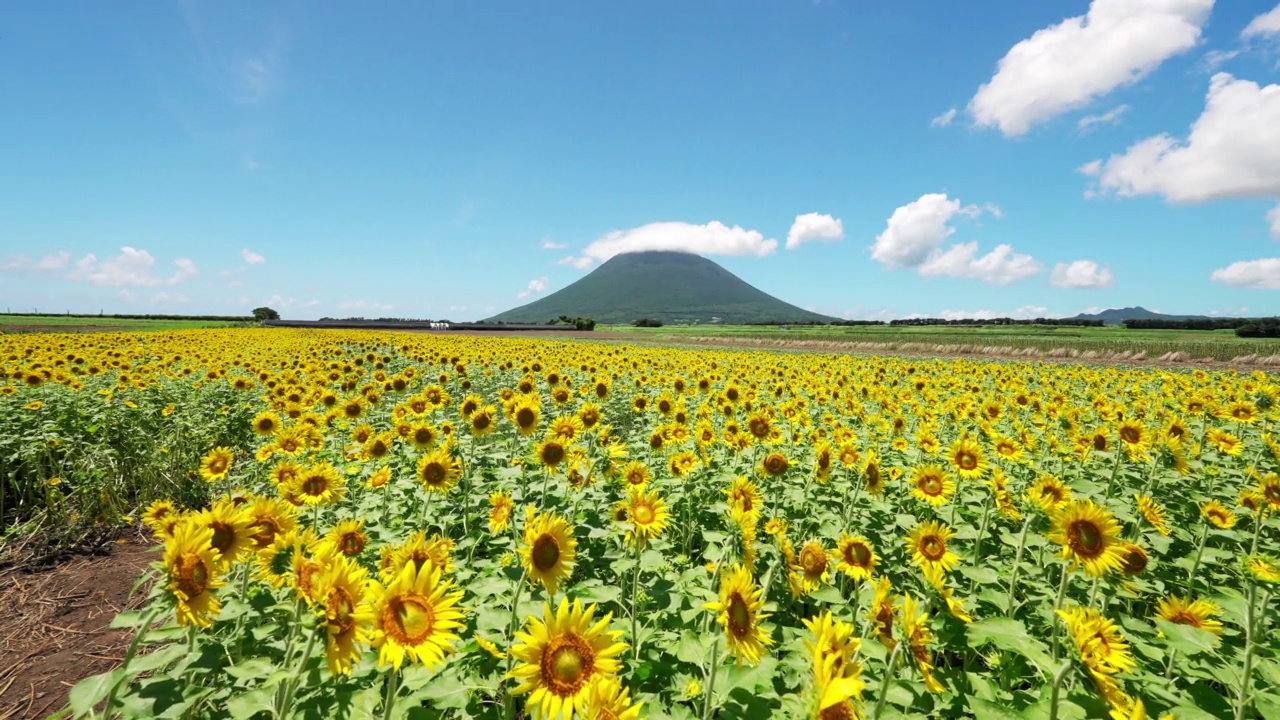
[0,315,250,333]
[604,322,1280,362]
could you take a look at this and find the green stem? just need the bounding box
[1047,660,1072,720]
[1188,523,1210,590]
[100,605,162,718]
[631,539,644,665]
[1003,515,1033,613]
[381,668,401,720]
[701,635,721,720]
[1249,513,1264,557]
[1234,583,1258,720]
[871,643,902,720]
[279,625,320,718]
[968,492,996,595]
[1051,564,1070,662]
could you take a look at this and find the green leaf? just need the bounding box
[69,668,123,717]
[224,656,277,682]
[967,697,1022,720]
[809,585,845,605]
[959,566,999,585]
[1154,619,1218,656]
[675,629,709,665]
[641,549,666,571]
[226,686,276,719]
[127,642,187,675]
[967,618,1055,675]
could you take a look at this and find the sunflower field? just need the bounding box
[2,328,1279,720]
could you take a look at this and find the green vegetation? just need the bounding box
[608,322,1280,361]
[0,314,251,333]
[486,251,835,325]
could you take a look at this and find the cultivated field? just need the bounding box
[1,328,1278,719]
[0,314,249,334]
[610,324,1280,365]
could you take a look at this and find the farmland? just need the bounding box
[1,328,1278,719]
[0,314,251,334]
[610,323,1280,365]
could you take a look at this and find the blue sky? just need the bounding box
[2,1,1280,321]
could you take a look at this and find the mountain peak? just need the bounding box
[487,251,832,324]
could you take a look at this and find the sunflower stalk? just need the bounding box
[99,604,162,720]
[1046,660,1073,720]
[701,634,721,720]
[278,624,321,719]
[1188,522,1210,590]
[871,642,902,720]
[1233,582,1259,720]
[381,668,401,720]
[630,538,644,665]
[1003,514,1034,613]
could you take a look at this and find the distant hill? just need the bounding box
[1072,306,1209,325]
[486,251,835,325]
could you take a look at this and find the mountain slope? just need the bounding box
[486,251,834,325]
[1072,306,1209,325]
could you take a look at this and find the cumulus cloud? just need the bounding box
[540,240,567,250]
[968,0,1212,136]
[555,255,596,270]
[785,213,844,250]
[870,193,1034,284]
[939,305,1049,321]
[241,248,266,265]
[1269,204,1280,240]
[562,221,779,270]
[919,242,1043,284]
[1051,260,1117,288]
[66,247,198,287]
[1086,73,1280,203]
[1242,3,1280,39]
[264,294,321,311]
[150,291,189,306]
[1077,104,1130,132]
[1,251,71,273]
[930,108,957,127]
[1210,258,1280,288]
[518,277,550,299]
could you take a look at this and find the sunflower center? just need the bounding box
[956,452,977,470]
[846,543,872,567]
[764,455,786,474]
[422,463,446,485]
[175,555,209,598]
[327,587,356,634]
[209,457,228,474]
[726,593,752,639]
[386,595,436,645]
[1120,427,1140,444]
[542,634,595,696]
[920,475,943,496]
[532,535,561,572]
[542,444,565,465]
[819,700,858,720]
[340,533,364,556]
[1070,520,1104,556]
[209,522,234,555]
[302,475,327,496]
[800,547,826,574]
[252,519,279,549]
[919,536,945,561]
[414,429,433,445]
[474,414,491,430]
[633,504,655,525]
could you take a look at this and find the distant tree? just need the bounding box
[253,307,280,321]
[633,318,663,328]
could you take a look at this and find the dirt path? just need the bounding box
[0,537,155,720]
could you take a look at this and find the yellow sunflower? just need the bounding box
[367,560,465,670]
[325,518,367,557]
[1049,499,1127,577]
[947,436,988,479]
[905,520,960,579]
[909,464,956,507]
[489,490,514,533]
[251,410,282,436]
[583,676,643,720]
[245,496,298,551]
[803,610,865,720]
[759,451,790,477]
[292,461,347,506]
[1200,499,1236,529]
[725,476,762,517]
[508,598,629,720]
[311,553,375,675]
[194,499,255,567]
[832,534,878,582]
[1027,475,1071,512]
[163,519,226,628]
[520,509,578,595]
[1133,494,1170,536]
[1154,596,1223,636]
[867,576,897,649]
[705,563,773,666]
[902,594,944,694]
[199,446,235,482]
[625,486,671,544]
[416,447,463,492]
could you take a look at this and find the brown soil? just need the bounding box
[0,537,156,720]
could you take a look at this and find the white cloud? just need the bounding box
[1,251,71,273]
[264,294,321,311]
[541,240,567,250]
[1077,104,1130,132]
[1051,259,1117,288]
[565,221,778,269]
[241,248,266,265]
[1269,204,1280,240]
[785,212,845,250]
[1242,3,1280,39]
[968,0,1212,136]
[930,108,957,127]
[338,299,394,312]
[919,242,1043,285]
[939,305,1049,321]
[1202,49,1241,70]
[1210,258,1280,288]
[37,251,70,270]
[518,277,550,299]
[871,194,1033,283]
[1087,74,1280,208]
[66,247,198,287]
[555,255,597,270]
[150,291,189,306]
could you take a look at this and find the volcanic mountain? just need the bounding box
[486,251,834,325]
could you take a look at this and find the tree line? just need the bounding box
[1122,317,1280,337]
